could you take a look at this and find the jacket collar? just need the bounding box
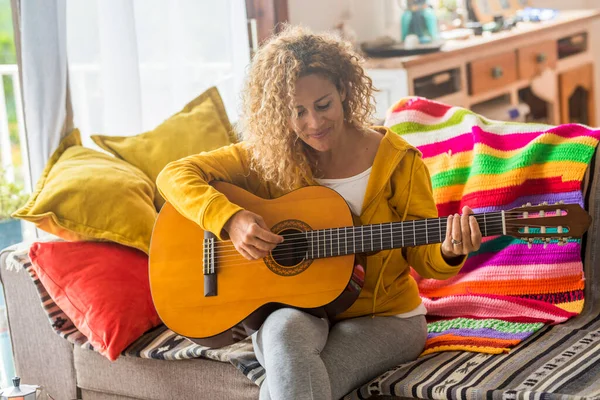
[360,127,420,222]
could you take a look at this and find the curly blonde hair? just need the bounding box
[239,24,376,192]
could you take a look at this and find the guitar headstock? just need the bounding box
[505,201,592,247]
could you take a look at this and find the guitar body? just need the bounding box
[149,182,362,347]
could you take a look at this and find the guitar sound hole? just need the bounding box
[271,229,308,267]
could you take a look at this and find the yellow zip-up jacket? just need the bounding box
[156,127,465,319]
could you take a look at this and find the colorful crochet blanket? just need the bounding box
[385,97,600,356]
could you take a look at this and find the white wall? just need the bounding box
[288,0,402,42]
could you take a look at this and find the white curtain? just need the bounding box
[16,0,250,178]
[66,0,250,146]
[18,0,69,186]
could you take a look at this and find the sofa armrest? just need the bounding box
[583,144,600,313]
[0,245,78,400]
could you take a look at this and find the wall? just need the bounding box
[287,0,402,42]
[288,0,600,124]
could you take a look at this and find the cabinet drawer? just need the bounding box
[518,40,557,80]
[468,51,517,96]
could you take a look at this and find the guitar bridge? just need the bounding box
[203,231,217,297]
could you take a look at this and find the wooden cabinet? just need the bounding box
[559,63,595,126]
[469,51,518,95]
[364,10,600,126]
[518,40,557,80]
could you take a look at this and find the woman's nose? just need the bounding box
[306,110,322,130]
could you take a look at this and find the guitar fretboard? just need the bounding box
[305,212,504,259]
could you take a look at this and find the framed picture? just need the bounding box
[510,0,529,9]
[493,0,520,18]
[468,0,497,23]
[468,0,522,23]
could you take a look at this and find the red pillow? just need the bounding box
[29,241,161,361]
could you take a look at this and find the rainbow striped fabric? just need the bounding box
[385,97,600,356]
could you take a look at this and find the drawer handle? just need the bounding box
[536,53,547,63]
[491,67,504,79]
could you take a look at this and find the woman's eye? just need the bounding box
[317,102,331,111]
[297,109,306,117]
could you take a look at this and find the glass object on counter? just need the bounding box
[399,0,440,44]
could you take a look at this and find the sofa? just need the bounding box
[2,97,600,400]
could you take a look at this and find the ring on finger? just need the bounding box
[451,238,462,245]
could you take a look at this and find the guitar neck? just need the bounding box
[306,211,505,259]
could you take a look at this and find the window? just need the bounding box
[0,0,22,387]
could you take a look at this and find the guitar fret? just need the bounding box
[484,213,488,236]
[425,219,428,244]
[370,225,374,251]
[330,228,333,257]
[337,227,340,256]
[353,227,356,254]
[390,222,393,249]
[317,230,320,258]
[380,223,383,250]
[401,222,404,247]
[413,220,416,246]
[344,227,347,256]
[439,218,442,242]
[361,226,364,253]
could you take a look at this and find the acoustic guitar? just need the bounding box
[149,181,591,348]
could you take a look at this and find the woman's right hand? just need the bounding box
[223,210,284,260]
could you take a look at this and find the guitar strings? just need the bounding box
[205,211,557,250]
[204,212,568,258]
[207,220,570,260]
[187,224,577,271]
[173,218,572,268]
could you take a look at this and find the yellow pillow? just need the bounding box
[91,86,236,209]
[12,129,157,253]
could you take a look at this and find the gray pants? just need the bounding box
[252,308,427,400]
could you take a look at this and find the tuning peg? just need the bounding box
[559,200,564,204]
[541,201,548,206]
[543,237,551,249]
[528,238,534,249]
[526,202,532,207]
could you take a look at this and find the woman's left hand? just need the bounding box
[441,205,482,261]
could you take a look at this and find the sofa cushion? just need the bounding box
[91,86,236,210]
[74,346,258,400]
[12,129,157,253]
[29,241,161,361]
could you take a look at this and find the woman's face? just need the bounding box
[290,73,346,152]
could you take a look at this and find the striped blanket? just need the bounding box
[385,97,600,356]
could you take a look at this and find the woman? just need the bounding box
[157,25,481,400]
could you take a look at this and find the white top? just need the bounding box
[315,167,372,216]
[315,168,427,319]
